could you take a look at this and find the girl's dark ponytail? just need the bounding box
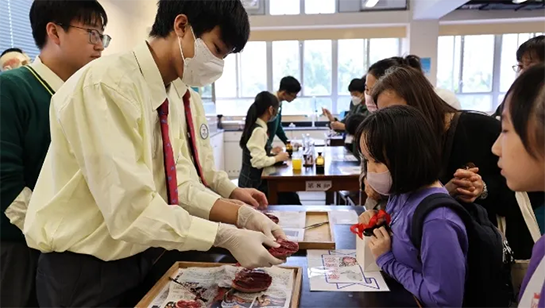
[240,103,259,148]
[239,91,280,148]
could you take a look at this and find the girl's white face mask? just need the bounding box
[178,27,224,87]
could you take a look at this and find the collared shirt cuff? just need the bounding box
[179,217,219,251]
[217,179,238,199]
[376,251,395,268]
[192,191,220,219]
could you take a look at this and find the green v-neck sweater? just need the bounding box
[1,66,53,241]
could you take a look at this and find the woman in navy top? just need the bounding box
[357,106,468,307]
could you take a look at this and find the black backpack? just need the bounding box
[410,193,514,307]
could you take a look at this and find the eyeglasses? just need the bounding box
[60,24,111,48]
[512,64,523,73]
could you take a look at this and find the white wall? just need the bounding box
[98,0,154,55]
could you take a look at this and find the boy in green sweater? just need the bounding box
[0,1,109,306]
[267,76,302,153]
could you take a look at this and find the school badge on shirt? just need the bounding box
[200,124,209,139]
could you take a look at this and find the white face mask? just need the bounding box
[178,27,224,87]
[351,96,362,105]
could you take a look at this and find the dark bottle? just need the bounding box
[286,141,293,158]
[316,152,325,174]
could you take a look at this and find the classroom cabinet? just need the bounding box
[210,132,224,172]
[224,131,243,177]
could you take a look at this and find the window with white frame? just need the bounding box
[304,0,336,14]
[215,42,268,116]
[338,39,366,113]
[272,41,301,90]
[369,38,401,66]
[437,33,544,113]
[269,0,300,15]
[214,38,402,116]
[0,0,39,59]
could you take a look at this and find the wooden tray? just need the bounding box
[136,261,303,308]
[299,211,335,250]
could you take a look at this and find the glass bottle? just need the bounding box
[316,152,325,174]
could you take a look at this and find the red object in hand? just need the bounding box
[231,268,273,293]
[268,239,299,259]
[350,210,392,239]
[264,213,279,224]
[176,300,201,308]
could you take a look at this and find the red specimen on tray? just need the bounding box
[231,268,273,293]
[268,239,299,259]
[175,300,201,308]
[264,213,279,224]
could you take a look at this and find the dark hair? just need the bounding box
[240,92,280,148]
[150,0,250,54]
[30,0,108,50]
[503,63,545,159]
[1,48,23,57]
[348,78,365,93]
[367,55,422,79]
[356,105,441,194]
[516,35,545,63]
[278,76,301,94]
[345,113,367,135]
[372,66,457,141]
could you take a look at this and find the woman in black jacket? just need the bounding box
[370,65,534,259]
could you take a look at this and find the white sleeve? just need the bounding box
[247,127,277,169]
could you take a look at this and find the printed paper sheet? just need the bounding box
[149,265,295,308]
[282,228,305,242]
[307,250,389,292]
[267,211,306,229]
[329,210,359,225]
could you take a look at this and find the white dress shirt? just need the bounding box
[24,42,219,261]
[247,118,276,169]
[172,79,237,198]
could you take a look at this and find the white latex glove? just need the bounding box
[237,205,287,241]
[214,223,284,268]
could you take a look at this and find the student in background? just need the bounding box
[239,92,301,205]
[365,55,461,110]
[372,65,533,260]
[0,48,31,71]
[357,106,468,307]
[323,78,369,132]
[492,64,545,307]
[494,35,545,117]
[0,1,109,306]
[23,1,285,306]
[344,113,366,156]
[268,76,301,154]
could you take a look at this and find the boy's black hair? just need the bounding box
[368,54,422,79]
[278,76,301,94]
[503,63,545,159]
[348,78,365,93]
[516,35,545,63]
[30,0,108,50]
[1,48,24,57]
[240,92,280,148]
[150,0,250,54]
[345,113,366,135]
[355,105,441,195]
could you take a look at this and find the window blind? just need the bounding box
[0,0,39,59]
